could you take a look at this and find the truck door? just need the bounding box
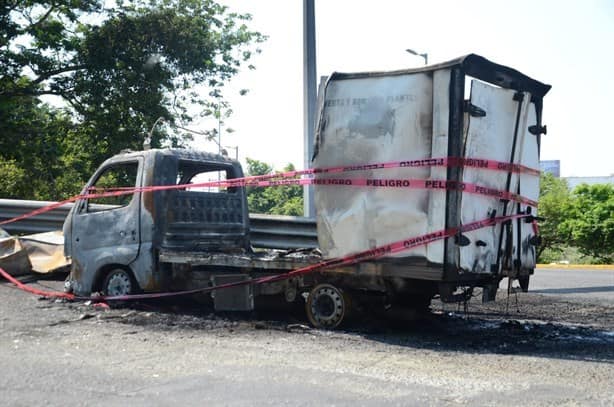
[71,158,143,276]
[458,80,532,274]
[512,104,540,271]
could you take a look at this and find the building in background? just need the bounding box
[540,160,561,177]
[566,175,614,190]
[539,159,613,189]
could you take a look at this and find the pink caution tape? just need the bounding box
[0,269,76,300]
[0,213,530,302]
[234,178,538,207]
[0,155,538,228]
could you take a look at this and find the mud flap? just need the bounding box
[212,274,254,311]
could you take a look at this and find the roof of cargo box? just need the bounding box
[111,148,236,164]
[328,53,551,99]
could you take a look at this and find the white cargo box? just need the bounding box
[312,54,550,280]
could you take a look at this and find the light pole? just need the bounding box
[405,48,428,65]
[303,0,316,218]
[216,110,222,155]
[223,145,239,160]
[144,116,165,150]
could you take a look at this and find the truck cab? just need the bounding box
[63,149,250,296]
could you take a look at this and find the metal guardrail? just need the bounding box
[0,199,72,235]
[0,198,318,249]
[249,214,318,249]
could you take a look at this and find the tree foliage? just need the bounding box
[560,183,614,263]
[245,158,303,216]
[0,0,264,200]
[536,172,572,261]
[536,173,613,264]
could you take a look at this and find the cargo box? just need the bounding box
[312,54,550,283]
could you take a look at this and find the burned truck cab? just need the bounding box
[63,149,250,296]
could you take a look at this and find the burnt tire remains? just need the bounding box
[102,269,135,297]
[306,284,350,329]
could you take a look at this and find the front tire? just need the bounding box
[102,269,135,297]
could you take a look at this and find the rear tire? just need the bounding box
[306,284,351,329]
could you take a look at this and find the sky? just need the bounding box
[191,0,614,177]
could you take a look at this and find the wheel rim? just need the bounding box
[307,284,347,328]
[105,271,132,296]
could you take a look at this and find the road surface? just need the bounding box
[531,267,614,306]
[1,274,613,406]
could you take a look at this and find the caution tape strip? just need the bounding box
[87,177,537,206]
[0,213,530,302]
[229,178,537,207]
[0,156,538,228]
[88,156,538,189]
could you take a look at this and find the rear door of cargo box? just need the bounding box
[511,104,540,271]
[458,80,536,274]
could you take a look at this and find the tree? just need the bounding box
[0,0,264,200]
[0,95,92,199]
[560,183,614,263]
[245,158,304,216]
[536,172,572,262]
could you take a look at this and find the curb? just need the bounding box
[536,264,614,270]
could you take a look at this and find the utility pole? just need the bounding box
[303,0,317,218]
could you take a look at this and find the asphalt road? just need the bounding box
[1,269,614,406]
[1,278,613,407]
[531,267,614,306]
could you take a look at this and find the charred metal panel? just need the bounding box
[68,156,143,295]
[512,104,540,271]
[0,234,32,276]
[313,71,434,261]
[162,189,247,252]
[443,68,465,280]
[458,82,530,274]
[65,149,251,295]
[155,153,250,253]
[313,55,550,287]
[328,54,551,99]
[212,274,254,311]
[19,231,69,274]
[158,249,319,270]
[426,69,451,269]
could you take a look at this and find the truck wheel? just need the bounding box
[102,269,135,297]
[306,284,350,329]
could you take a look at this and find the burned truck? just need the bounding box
[63,54,550,328]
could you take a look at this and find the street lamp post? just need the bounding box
[223,145,238,160]
[303,0,317,218]
[405,48,428,65]
[144,116,165,150]
[217,111,222,155]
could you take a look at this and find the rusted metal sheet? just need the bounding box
[158,249,320,270]
[19,231,70,274]
[0,229,32,276]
